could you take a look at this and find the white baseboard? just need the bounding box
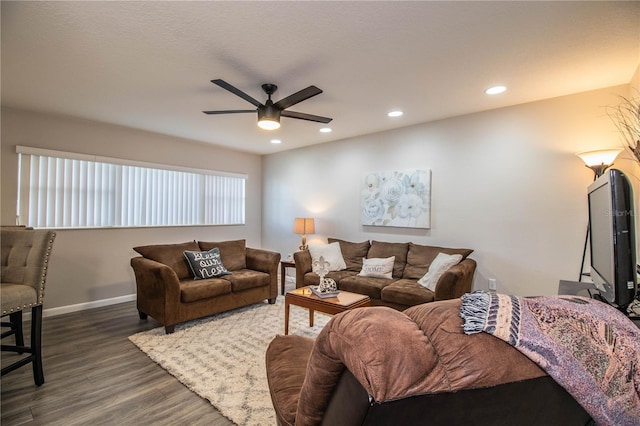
[42,294,136,318]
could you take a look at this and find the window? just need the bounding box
[16,146,246,228]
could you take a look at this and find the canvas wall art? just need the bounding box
[361,169,431,228]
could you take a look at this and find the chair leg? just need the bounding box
[31,305,44,386]
[9,311,24,350]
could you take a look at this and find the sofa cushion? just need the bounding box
[308,242,347,272]
[382,279,435,306]
[198,239,246,271]
[403,243,473,280]
[339,275,396,300]
[134,241,199,280]
[358,256,395,279]
[303,270,358,287]
[418,253,463,291]
[183,248,231,279]
[328,238,371,272]
[367,241,409,278]
[180,278,232,303]
[222,269,270,292]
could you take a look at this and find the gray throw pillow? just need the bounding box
[183,248,231,279]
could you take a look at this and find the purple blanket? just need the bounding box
[460,291,640,425]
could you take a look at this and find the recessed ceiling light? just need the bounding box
[388,110,403,117]
[485,85,507,95]
[320,127,332,133]
[270,139,281,144]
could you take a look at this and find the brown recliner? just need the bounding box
[265,299,592,426]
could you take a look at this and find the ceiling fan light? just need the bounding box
[258,118,280,130]
[257,104,281,130]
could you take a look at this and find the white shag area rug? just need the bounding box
[128,297,330,426]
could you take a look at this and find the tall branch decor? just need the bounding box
[607,90,640,164]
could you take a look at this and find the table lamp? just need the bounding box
[293,218,315,251]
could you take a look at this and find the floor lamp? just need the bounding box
[576,149,623,281]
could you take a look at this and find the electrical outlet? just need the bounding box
[488,278,497,291]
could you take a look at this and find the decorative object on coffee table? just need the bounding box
[293,217,315,250]
[311,255,338,297]
[312,255,330,279]
[310,282,338,298]
[316,277,337,294]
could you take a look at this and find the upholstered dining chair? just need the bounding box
[1,227,56,386]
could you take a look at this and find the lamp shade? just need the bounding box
[293,218,315,235]
[576,149,622,167]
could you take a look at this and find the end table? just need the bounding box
[280,259,296,295]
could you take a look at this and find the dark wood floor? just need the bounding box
[1,301,235,426]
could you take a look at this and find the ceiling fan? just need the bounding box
[203,79,332,130]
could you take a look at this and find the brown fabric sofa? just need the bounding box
[294,238,476,310]
[266,299,592,426]
[131,239,280,333]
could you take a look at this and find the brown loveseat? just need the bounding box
[266,298,591,425]
[294,238,476,310]
[131,239,280,333]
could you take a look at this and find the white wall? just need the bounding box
[262,84,640,297]
[1,107,265,312]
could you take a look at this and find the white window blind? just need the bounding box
[16,146,246,228]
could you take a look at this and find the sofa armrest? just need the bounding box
[246,247,281,274]
[433,258,477,301]
[130,256,182,323]
[293,250,312,288]
[131,257,181,296]
[246,247,280,299]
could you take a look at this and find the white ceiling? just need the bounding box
[2,1,639,155]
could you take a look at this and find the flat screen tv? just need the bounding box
[587,168,637,312]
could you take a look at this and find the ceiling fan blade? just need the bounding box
[202,110,256,115]
[212,79,262,107]
[274,86,323,110]
[281,110,333,123]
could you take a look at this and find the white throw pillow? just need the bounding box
[418,252,463,291]
[358,256,395,279]
[308,242,347,272]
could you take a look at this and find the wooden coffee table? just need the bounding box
[284,286,371,335]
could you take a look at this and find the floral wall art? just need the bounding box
[361,169,431,228]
